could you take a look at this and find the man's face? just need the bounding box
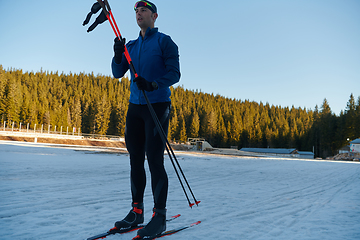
[135,6,156,29]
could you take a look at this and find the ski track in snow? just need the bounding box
[0,141,359,240]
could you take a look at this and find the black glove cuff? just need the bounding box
[114,55,123,64]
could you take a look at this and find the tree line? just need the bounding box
[1,66,359,158]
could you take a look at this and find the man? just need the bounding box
[111,1,180,238]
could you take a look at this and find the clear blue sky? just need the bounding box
[1,0,359,115]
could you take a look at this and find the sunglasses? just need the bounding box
[134,1,154,12]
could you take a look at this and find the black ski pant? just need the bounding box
[125,102,171,210]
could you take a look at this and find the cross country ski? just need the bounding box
[132,220,201,239]
[86,214,181,240]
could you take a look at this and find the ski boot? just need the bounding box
[133,208,166,239]
[114,202,144,229]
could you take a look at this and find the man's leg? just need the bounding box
[145,102,170,209]
[136,102,170,238]
[115,103,146,229]
[126,103,147,203]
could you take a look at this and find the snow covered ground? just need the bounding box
[1,141,359,240]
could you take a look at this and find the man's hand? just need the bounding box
[114,38,125,64]
[134,76,158,92]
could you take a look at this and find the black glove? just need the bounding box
[114,37,125,64]
[134,76,158,92]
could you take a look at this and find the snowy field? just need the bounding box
[1,141,359,240]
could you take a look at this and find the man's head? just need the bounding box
[134,0,158,32]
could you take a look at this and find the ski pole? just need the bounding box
[95,0,199,207]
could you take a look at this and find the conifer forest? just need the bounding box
[1,66,359,158]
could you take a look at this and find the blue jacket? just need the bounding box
[112,27,180,104]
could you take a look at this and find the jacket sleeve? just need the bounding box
[156,35,181,88]
[111,55,129,79]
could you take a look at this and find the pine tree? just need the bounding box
[216,109,228,147]
[4,74,21,123]
[204,110,217,146]
[71,96,82,132]
[95,95,111,135]
[0,66,6,120]
[19,89,31,124]
[179,113,187,143]
[318,98,336,157]
[188,109,200,138]
[345,93,357,140]
[169,106,178,141]
[355,96,360,138]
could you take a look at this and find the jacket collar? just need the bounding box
[139,27,158,39]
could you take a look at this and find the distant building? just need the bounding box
[338,145,350,154]
[350,139,360,153]
[239,148,314,159]
[188,138,213,151]
[297,151,315,159]
[240,148,297,155]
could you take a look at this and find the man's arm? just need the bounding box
[155,35,180,88]
[111,56,129,79]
